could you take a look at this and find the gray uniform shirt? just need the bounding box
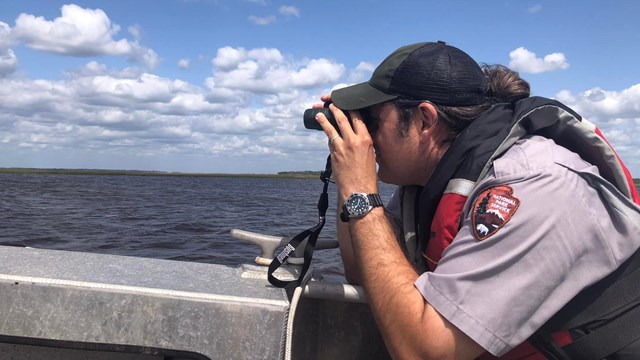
[392,135,640,356]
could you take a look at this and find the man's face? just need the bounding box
[362,102,424,186]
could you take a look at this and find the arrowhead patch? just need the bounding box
[472,185,520,241]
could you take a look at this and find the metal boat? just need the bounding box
[0,229,391,359]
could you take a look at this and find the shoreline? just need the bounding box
[0,167,322,180]
[1,167,639,186]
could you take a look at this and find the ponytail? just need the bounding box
[484,64,530,104]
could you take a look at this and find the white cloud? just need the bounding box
[13,4,125,55]
[556,85,640,119]
[528,4,543,14]
[178,58,190,69]
[0,22,15,51]
[10,4,158,68]
[64,61,145,79]
[128,25,142,41]
[556,84,640,174]
[0,23,17,77]
[138,48,160,69]
[213,46,249,70]
[210,46,344,93]
[348,61,375,82]
[248,15,276,25]
[279,6,300,17]
[0,49,18,77]
[83,74,188,103]
[509,47,569,74]
[0,45,343,172]
[248,5,300,26]
[290,59,345,87]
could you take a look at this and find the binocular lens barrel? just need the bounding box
[305,107,359,132]
[303,108,337,131]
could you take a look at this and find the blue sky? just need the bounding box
[1,0,639,176]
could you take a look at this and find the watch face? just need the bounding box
[346,193,370,217]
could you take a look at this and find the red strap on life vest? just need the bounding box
[424,192,468,271]
[477,331,572,359]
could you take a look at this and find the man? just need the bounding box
[314,41,640,359]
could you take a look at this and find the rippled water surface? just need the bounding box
[0,173,396,276]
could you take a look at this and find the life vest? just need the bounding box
[400,96,640,359]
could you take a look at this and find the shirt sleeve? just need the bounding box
[414,136,640,356]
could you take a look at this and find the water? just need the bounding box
[2,173,637,277]
[0,173,397,277]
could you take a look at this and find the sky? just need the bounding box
[0,1,639,175]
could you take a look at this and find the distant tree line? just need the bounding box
[0,167,324,179]
[1,168,637,184]
[277,170,322,179]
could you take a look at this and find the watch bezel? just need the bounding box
[341,192,383,222]
[345,193,371,217]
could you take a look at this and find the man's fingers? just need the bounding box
[315,111,340,140]
[328,104,355,139]
[349,110,369,134]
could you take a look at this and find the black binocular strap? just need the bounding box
[268,155,332,289]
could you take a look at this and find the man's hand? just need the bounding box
[314,101,378,201]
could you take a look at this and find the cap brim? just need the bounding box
[331,82,398,110]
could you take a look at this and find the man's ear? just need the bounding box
[417,102,438,131]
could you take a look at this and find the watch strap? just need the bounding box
[368,193,384,207]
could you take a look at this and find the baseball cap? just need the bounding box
[331,41,488,110]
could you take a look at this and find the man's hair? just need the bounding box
[395,65,530,136]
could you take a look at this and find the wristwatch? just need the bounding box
[340,193,384,222]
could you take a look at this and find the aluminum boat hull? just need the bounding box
[0,245,390,359]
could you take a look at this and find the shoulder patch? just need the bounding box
[472,185,520,241]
